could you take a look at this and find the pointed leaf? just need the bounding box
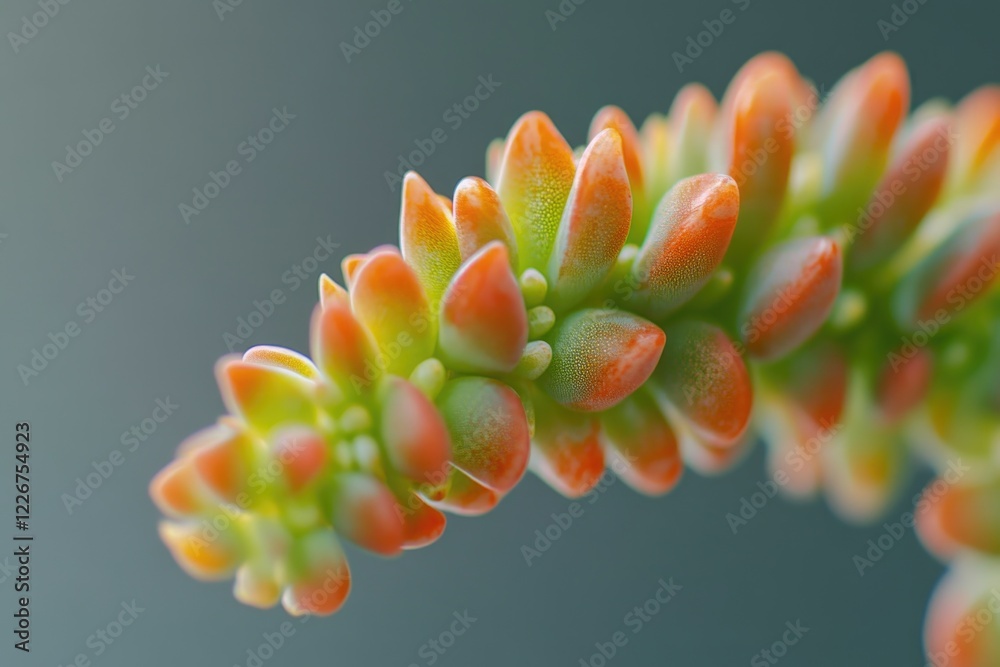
[319,273,350,308]
[850,117,952,270]
[668,84,717,184]
[400,172,462,307]
[631,174,740,318]
[589,106,644,191]
[721,67,797,248]
[189,423,256,504]
[893,209,1000,327]
[547,128,633,310]
[216,357,319,434]
[379,377,451,485]
[820,52,910,210]
[496,111,576,271]
[453,176,518,267]
[739,236,842,360]
[351,250,435,376]
[439,242,528,373]
[950,85,1000,190]
[309,301,377,394]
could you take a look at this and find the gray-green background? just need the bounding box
[0,0,995,664]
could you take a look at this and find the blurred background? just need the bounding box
[0,0,996,664]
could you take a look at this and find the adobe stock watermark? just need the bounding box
[222,235,339,352]
[852,458,969,576]
[726,419,842,534]
[877,0,932,41]
[179,431,335,555]
[926,587,1000,667]
[347,314,431,394]
[231,620,299,667]
[17,268,135,386]
[384,75,502,192]
[751,620,810,666]
[61,397,180,515]
[51,66,170,183]
[8,0,75,54]
[56,600,144,667]
[394,404,521,519]
[843,122,957,251]
[213,0,251,22]
[179,106,296,225]
[405,610,477,667]
[545,0,589,31]
[672,0,753,73]
[521,453,637,567]
[886,253,998,373]
[340,0,417,63]
[577,578,682,667]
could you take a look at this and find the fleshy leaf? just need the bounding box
[272,427,329,493]
[350,250,435,376]
[589,106,644,192]
[924,558,1000,667]
[850,117,952,270]
[655,320,752,446]
[243,345,320,380]
[379,377,452,485]
[601,390,682,496]
[917,478,1000,559]
[539,309,665,412]
[401,496,447,549]
[217,357,319,434]
[309,302,378,394]
[439,242,528,373]
[158,520,242,581]
[281,529,351,616]
[668,84,717,185]
[189,423,256,504]
[531,397,606,498]
[329,473,405,556]
[150,458,210,518]
[428,468,501,517]
[547,128,633,311]
[400,172,462,307]
[496,111,576,271]
[319,273,350,308]
[893,209,1000,328]
[949,85,1000,192]
[453,176,518,267]
[739,236,842,361]
[719,62,797,250]
[437,377,531,494]
[820,52,910,214]
[630,174,740,318]
[877,347,933,424]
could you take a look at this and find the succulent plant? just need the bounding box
[150,51,1000,665]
